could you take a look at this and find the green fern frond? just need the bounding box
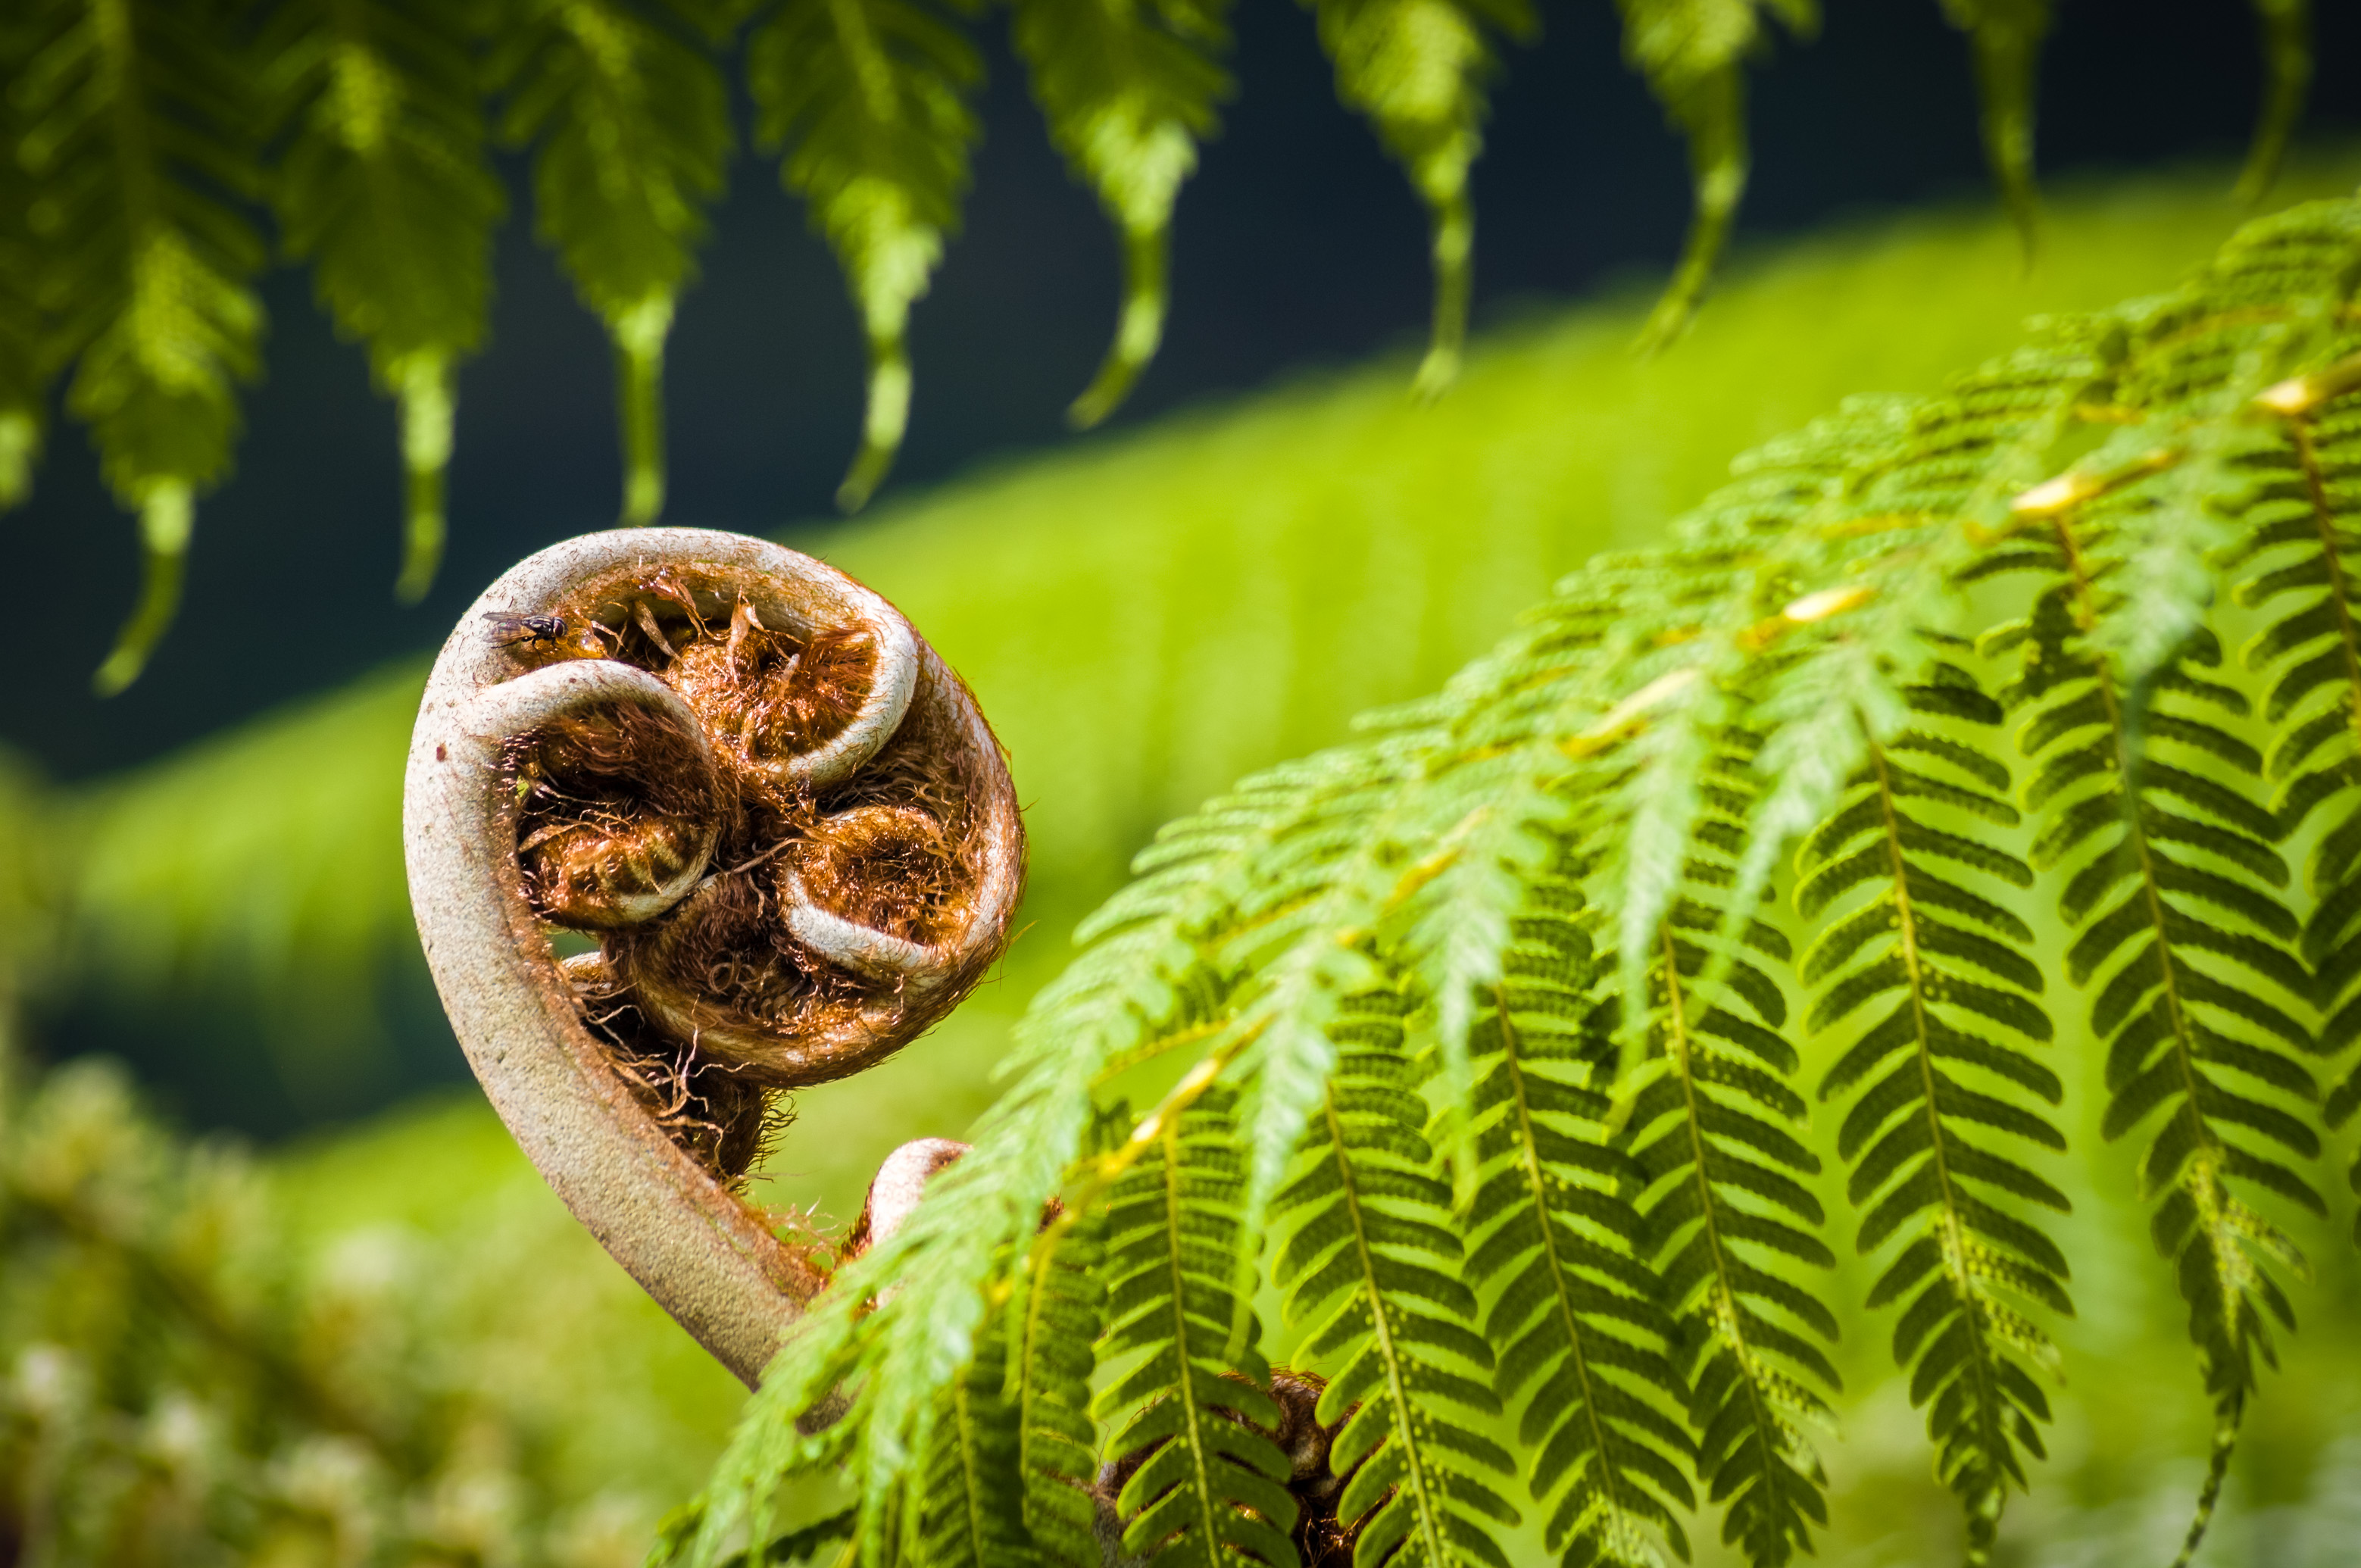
[746,0,980,511]
[1996,526,2320,1566]
[1304,0,1533,397]
[1614,0,1815,351]
[1100,1087,1301,1566]
[1273,985,1525,1568]
[2235,0,2311,205]
[1010,0,1230,429]
[1935,0,2050,254]
[15,0,266,692]
[489,0,732,526]
[261,0,505,602]
[1801,672,2068,1566]
[1618,821,1836,1566]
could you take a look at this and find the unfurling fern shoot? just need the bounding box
[1276,983,1522,1568]
[1799,673,2069,1565]
[1993,479,2322,1563]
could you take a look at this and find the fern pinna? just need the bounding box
[1098,1087,1299,1566]
[1461,862,1694,1568]
[1613,767,1839,1568]
[672,198,2361,1568]
[1798,672,2067,1562]
[1991,516,2321,1559]
[1273,982,1519,1568]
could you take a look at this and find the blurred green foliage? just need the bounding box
[13,161,2361,1565]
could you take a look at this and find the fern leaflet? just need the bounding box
[15,0,266,692]
[262,0,505,601]
[1934,0,2049,250]
[1618,791,1837,1568]
[1099,1087,1299,1566]
[1273,984,1522,1568]
[1010,0,1231,428]
[746,0,980,511]
[1802,673,2068,1566]
[1019,1209,1110,1567]
[1458,904,1692,1568]
[489,0,733,525]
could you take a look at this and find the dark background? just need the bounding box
[8,0,2356,784]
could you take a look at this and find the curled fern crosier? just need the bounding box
[404,526,1025,1385]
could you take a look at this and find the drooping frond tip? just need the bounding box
[489,0,735,529]
[748,0,981,515]
[1010,0,1231,432]
[1939,0,2051,258]
[1311,0,1535,399]
[92,483,194,697]
[2235,0,2312,205]
[1619,0,1815,354]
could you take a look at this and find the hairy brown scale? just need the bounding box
[511,703,723,929]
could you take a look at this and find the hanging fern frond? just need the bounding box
[1994,568,2318,1566]
[1010,0,1231,429]
[2234,370,2361,1245]
[2235,0,2312,205]
[1800,670,2069,1566]
[1613,0,1815,351]
[1271,983,1523,1568]
[1098,1086,1301,1567]
[1457,911,1693,1568]
[487,0,733,526]
[15,0,266,693]
[1304,0,1535,397]
[746,0,981,511]
[1934,0,2050,252]
[261,0,506,602]
[1616,795,1838,1568]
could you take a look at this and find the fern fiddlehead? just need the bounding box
[1800,676,2068,1565]
[1994,489,2319,1564]
[404,526,1024,1384]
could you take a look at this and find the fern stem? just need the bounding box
[1868,740,2014,1561]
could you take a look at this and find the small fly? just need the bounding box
[485,611,607,658]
